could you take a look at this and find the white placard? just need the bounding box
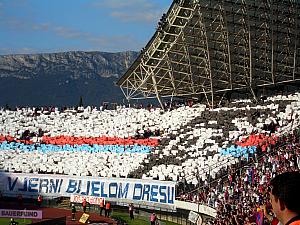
[70,194,105,205]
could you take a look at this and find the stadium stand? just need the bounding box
[0,92,299,181]
[0,104,205,177]
[0,92,299,224]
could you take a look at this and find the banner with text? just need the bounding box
[70,195,105,205]
[0,172,175,207]
[0,209,42,219]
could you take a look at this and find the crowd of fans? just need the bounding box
[213,130,300,225]
[0,101,205,177]
[177,128,300,224]
[1,92,300,225]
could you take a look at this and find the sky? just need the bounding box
[0,0,172,55]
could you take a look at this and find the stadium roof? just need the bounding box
[117,0,300,107]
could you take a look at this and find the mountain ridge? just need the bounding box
[0,51,139,107]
